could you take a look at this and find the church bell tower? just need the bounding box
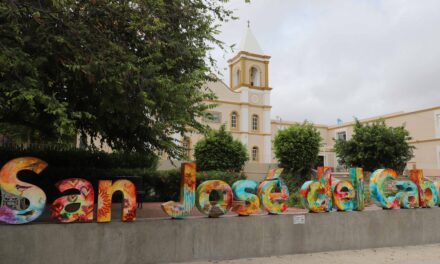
[228,24,271,90]
[227,23,273,163]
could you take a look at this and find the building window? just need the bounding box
[437,146,440,169]
[252,146,259,161]
[182,137,191,159]
[235,69,241,86]
[336,131,346,141]
[252,114,259,131]
[79,134,88,149]
[231,112,238,129]
[316,155,325,167]
[436,114,440,137]
[203,112,222,123]
[249,66,260,86]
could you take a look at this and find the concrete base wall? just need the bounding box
[2,209,440,264]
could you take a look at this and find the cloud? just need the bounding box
[212,0,440,125]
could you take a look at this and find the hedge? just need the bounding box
[0,146,249,203]
[286,190,304,208]
[143,170,246,202]
[0,146,157,203]
[0,146,253,204]
[0,146,158,169]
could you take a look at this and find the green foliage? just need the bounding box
[143,169,182,202]
[364,186,371,205]
[281,171,307,193]
[0,146,157,170]
[286,190,304,208]
[0,0,235,157]
[334,119,415,173]
[144,169,245,202]
[273,122,321,188]
[0,146,157,202]
[196,170,246,186]
[0,124,76,148]
[194,125,248,172]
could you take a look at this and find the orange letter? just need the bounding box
[97,180,136,222]
[410,169,438,208]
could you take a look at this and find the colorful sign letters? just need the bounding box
[300,167,333,213]
[369,168,439,210]
[196,180,233,217]
[161,163,196,218]
[257,168,289,214]
[299,166,440,213]
[1,157,440,224]
[0,157,136,224]
[232,180,259,216]
[97,180,137,222]
[161,167,289,218]
[0,157,47,224]
[51,178,94,223]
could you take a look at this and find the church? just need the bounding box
[178,26,440,176]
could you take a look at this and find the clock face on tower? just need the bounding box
[251,94,259,104]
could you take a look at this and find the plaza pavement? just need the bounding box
[174,244,440,264]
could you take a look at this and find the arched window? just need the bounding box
[231,112,238,129]
[79,134,88,150]
[249,66,260,86]
[234,69,241,86]
[252,146,259,162]
[252,114,259,131]
[182,137,191,159]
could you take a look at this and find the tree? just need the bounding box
[0,0,235,157]
[334,119,415,173]
[273,121,321,188]
[194,125,248,172]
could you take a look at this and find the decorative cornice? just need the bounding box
[327,106,440,130]
[232,83,272,91]
[408,138,440,144]
[270,120,328,129]
[230,131,272,136]
[227,51,271,64]
[209,99,272,109]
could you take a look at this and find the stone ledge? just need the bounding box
[1,208,440,263]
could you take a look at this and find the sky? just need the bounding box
[211,0,440,125]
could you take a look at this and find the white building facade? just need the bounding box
[175,27,440,175]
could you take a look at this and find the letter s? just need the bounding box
[0,157,47,224]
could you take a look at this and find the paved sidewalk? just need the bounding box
[176,244,440,264]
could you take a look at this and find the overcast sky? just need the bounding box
[211,0,440,125]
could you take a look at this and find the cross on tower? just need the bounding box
[247,20,250,28]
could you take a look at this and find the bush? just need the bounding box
[364,187,371,205]
[0,145,158,169]
[143,169,246,202]
[273,121,321,189]
[0,146,158,203]
[143,170,182,202]
[194,125,248,172]
[196,170,246,186]
[281,172,307,194]
[334,119,415,173]
[286,190,304,208]
[0,146,248,204]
